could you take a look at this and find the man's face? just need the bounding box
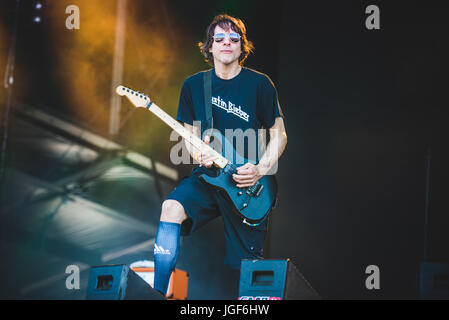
[209,25,242,67]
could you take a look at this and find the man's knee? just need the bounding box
[160,200,188,224]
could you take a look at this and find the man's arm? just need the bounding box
[183,122,217,167]
[257,116,288,175]
[232,117,287,187]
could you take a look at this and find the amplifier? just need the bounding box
[238,259,320,300]
[131,266,189,300]
[86,264,166,300]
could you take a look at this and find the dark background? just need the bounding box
[1,0,448,299]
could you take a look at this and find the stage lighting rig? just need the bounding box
[32,1,45,24]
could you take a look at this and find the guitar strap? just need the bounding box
[203,69,213,134]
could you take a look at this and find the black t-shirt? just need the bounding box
[176,67,283,162]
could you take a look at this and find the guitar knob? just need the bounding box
[242,203,248,208]
[237,191,242,196]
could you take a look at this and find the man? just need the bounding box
[153,14,287,296]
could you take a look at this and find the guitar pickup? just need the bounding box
[247,183,264,197]
[254,184,263,197]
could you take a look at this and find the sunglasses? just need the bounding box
[213,32,241,43]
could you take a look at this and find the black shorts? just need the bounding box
[166,166,268,269]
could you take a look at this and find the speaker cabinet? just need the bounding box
[238,259,320,300]
[86,264,166,300]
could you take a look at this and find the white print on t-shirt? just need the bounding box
[211,96,249,122]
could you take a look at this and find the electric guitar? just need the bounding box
[116,85,277,225]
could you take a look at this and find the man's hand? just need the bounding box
[232,162,266,188]
[194,135,218,168]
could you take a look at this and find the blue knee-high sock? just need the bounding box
[153,221,181,294]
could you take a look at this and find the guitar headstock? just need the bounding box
[116,85,151,108]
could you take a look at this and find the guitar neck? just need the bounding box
[147,101,228,168]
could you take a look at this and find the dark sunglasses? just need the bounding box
[213,32,241,43]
